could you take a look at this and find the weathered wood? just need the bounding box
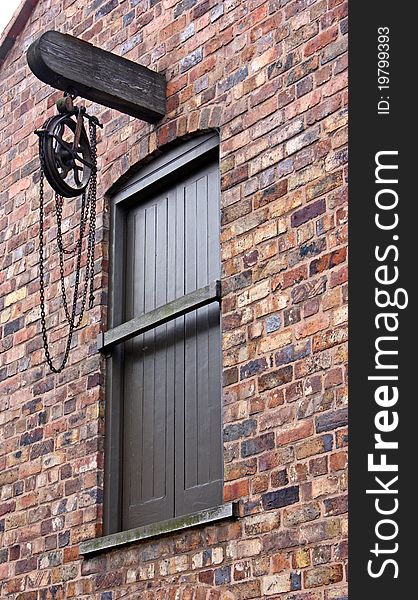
[97,280,221,352]
[80,502,238,556]
[27,31,166,122]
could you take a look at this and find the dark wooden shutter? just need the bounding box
[122,160,222,529]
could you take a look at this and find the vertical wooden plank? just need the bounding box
[104,204,126,534]
[141,204,157,502]
[122,210,138,521]
[123,198,174,528]
[134,205,146,317]
[165,189,176,517]
[123,211,145,511]
[174,183,186,516]
[152,197,168,500]
[196,175,210,486]
[184,179,198,490]
[175,160,223,516]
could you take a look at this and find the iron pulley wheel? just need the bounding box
[38,113,93,198]
[36,99,100,373]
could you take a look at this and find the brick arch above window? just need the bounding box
[104,127,222,201]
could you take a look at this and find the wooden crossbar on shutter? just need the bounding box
[122,160,222,529]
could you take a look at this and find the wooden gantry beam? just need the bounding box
[27,31,166,122]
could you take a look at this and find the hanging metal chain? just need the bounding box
[87,119,97,310]
[38,110,98,373]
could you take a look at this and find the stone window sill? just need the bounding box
[79,502,239,556]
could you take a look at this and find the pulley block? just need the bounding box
[35,97,101,198]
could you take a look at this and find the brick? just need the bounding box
[174,0,198,18]
[258,447,294,472]
[285,89,322,121]
[180,48,203,73]
[253,180,288,209]
[229,538,262,560]
[259,405,294,431]
[261,486,299,510]
[228,579,261,599]
[262,573,292,595]
[287,56,319,84]
[215,565,231,585]
[240,358,268,380]
[244,512,280,536]
[241,433,275,457]
[224,479,250,502]
[286,21,319,50]
[237,280,270,307]
[258,330,292,353]
[275,340,311,366]
[307,95,342,125]
[300,518,341,545]
[20,429,43,446]
[4,317,25,336]
[310,247,346,276]
[325,588,348,600]
[269,117,305,146]
[233,560,251,580]
[304,564,344,588]
[285,126,320,157]
[270,190,304,217]
[297,75,314,98]
[330,451,348,471]
[15,557,38,575]
[298,390,333,418]
[224,420,257,442]
[294,551,312,572]
[266,314,281,333]
[304,26,338,56]
[219,66,249,93]
[224,366,239,386]
[312,544,332,565]
[4,287,27,307]
[335,428,348,448]
[316,408,348,432]
[321,37,348,64]
[288,163,324,190]
[0,501,16,517]
[323,494,348,516]
[306,171,343,201]
[292,276,327,304]
[263,530,300,552]
[282,265,308,290]
[258,366,293,392]
[288,238,327,267]
[277,420,314,446]
[291,199,326,228]
[283,502,321,527]
[313,326,348,352]
[324,107,348,133]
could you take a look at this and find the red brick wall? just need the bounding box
[0,0,348,598]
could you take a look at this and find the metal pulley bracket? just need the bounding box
[35,99,102,198]
[36,94,101,373]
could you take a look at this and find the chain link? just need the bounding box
[38,111,98,373]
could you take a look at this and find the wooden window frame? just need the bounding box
[103,133,221,535]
